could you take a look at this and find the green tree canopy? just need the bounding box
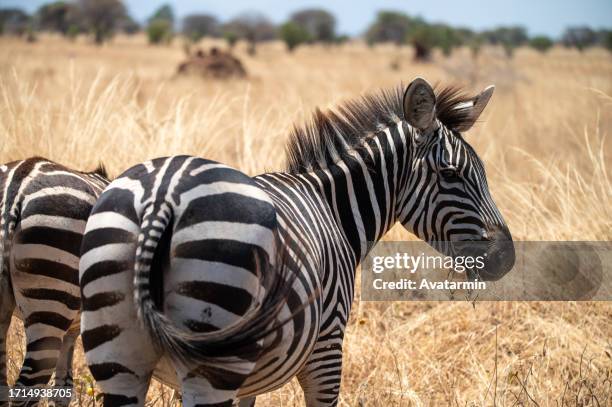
[37,2,80,34]
[148,4,174,26]
[529,35,554,53]
[279,21,311,51]
[182,13,219,42]
[290,8,336,43]
[365,11,417,45]
[78,0,127,44]
[0,8,30,35]
[147,4,175,44]
[562,26,597,51]
[222,12,276,55]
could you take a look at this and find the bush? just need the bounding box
[224,31,238,49]
[279,21,311,51]
[529,36,554,53]
[66,24,80,40]
[147,19,172,44]
[604,31,612,53]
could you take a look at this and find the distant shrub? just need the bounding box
[562,27,596,51]
[66,24,80,40]
[279,21,311,52]
[529,36,554,53]
[147,19,172,44]
[223,31,238,49]
[25,25,37,42]
[481,26,528,58]
[146,4,173,45]
[604,31,612,53]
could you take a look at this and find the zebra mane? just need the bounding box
[90,163,108,178]
[285,84,476,173]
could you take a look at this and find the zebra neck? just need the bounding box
[297,121,412,263]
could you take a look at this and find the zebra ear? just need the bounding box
[453,85,495,132]
[403,78,437,131]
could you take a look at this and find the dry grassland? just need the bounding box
[0,34,611,406]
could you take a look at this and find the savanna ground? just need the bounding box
[0,34,611,406]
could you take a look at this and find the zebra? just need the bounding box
[79,77,515,406]
[0,157,108,407]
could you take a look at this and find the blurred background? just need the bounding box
[0,1,611,406]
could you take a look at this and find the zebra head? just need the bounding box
[397,78,515,281]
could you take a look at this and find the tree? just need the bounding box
[529,35,553,53]
[279,21,311,51]
[290,8,336,43]
[562,26,596,51]
[223,12,275,55]
[147,19,172,44]
[0,8,30,35]
[603,30,612,53]
[365,11,415,45]
[78,0,127,44]
[408,25,436,61]
[223,30,238,49]
[468,34,484,59]
[37,2,80,34]
[428,23,463,56]
[182,14,218,42]
[148,4,174,27]
[147,4,174,44]
[118,14,140,34]
[482,26,527,57]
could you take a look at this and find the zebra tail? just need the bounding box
[133,203,301,367]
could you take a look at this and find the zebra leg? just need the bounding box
[0,275,15,407]
[9,239,81,406]
[13,325,63,407]
[48,326,79,407]
[296,333,344,407]
[237,397,256,407]
[178,373,239,407]
[176,360,256,407]
[80,235,161,407]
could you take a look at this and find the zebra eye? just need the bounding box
[440,168,460,180]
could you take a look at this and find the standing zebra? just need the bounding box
[79,78,515,406]
[0,157,108,407]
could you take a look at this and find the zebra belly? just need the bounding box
[148,262,322,397]
[150,328,318,397]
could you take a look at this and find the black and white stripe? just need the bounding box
[0,157,108,407]
[79,78,515,406]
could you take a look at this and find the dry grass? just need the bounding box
[1,34,611,406]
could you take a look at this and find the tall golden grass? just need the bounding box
[1,34,610,406]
